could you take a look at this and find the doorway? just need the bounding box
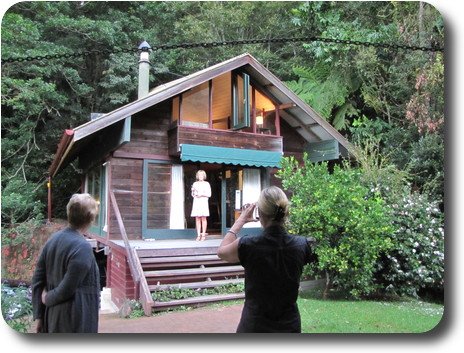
[184,164,264,236]
[184,163,223,235]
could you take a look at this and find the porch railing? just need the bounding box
[109,189,154,315]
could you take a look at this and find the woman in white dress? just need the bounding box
[191,170,211,241]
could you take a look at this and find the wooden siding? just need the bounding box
[109,158,143,240]
[108,102,173,241]
[105,100,307,242]
[168,125,283,156]
[117,102,171,157]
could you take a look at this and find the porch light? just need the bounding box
[256,109,264,125]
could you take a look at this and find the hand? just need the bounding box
[41,288,47,305]
[239,203,258,223]
[36,319,43,333]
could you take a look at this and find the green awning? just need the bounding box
[181,144,282,168]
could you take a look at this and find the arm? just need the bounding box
[31,248,47,330]
[204,182,211,198]
[217,203,257,263]
[44,243,94,307]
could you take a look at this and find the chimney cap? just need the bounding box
[138,41,152,52]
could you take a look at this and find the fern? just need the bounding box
[332,101,358,130]
[286,64,356,129]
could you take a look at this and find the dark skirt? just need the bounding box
[236,303,301,333]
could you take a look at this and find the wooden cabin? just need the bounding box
[48,52,352,314]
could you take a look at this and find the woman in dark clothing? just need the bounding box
[217,186,316,333]
[32,193,100,333]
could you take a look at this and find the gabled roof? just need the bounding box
[49,53,352,176]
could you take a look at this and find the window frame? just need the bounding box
[232,72,251,130]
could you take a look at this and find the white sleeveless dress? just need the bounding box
[190,181,211,217]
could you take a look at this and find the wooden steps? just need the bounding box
[140,254,228,268]
[145,265,245,281]
[136,247,245,312]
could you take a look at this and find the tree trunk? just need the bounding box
[323,271,332,299]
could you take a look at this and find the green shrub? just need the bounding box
[347,140,444,300]
[1,178,44,224]
[278,154,393,298]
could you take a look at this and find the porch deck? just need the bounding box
[110,237,223,251]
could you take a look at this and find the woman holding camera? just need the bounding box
[217,186,316,333]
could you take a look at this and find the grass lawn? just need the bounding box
[298,290,444,333]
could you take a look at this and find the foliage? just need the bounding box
[152,283,244,302]
[121,299,145,319]
[1,220,65,283]
[349,116,444,205]
[1,1,444,225]
[285,64,359,130]
[288,1,444,205]
[278,154,393,298]
[1,1,309,226]
[1,179,44,224]
[378,190,444,298]
[344,140,444,299]
[406,133,444,202]
[1,282,33,333]
[278,142,444,300]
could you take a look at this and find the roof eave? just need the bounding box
[48,129,75,177]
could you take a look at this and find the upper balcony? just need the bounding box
[168,123,283,158]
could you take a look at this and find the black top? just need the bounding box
[31,227,100,333]
[237,226,315,333]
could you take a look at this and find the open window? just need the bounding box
[171,71,278,135]
[232,73,251,130]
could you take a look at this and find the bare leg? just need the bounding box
[195,217,201,240]
[201,217,207,240]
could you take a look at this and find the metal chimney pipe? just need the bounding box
[138,41,152,99]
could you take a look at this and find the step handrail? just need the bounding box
[109,189,154,315]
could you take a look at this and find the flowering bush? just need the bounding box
[376,187,444,298]
[350,139,445,299]
[278,151,444,300]
[1,282,33,332]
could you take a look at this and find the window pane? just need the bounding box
[233,74,250,130]
[182,82,209,127]
[255,89,276,135]
[172,96,180,122]
[212,73,231,130]
[146,164,171,229]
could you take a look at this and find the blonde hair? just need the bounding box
[67,193,99,230]
[196,170,207,180]
[257,186,290,224]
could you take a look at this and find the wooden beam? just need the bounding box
[277,103,297,110]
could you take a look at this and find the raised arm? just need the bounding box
[217,203,257,263]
